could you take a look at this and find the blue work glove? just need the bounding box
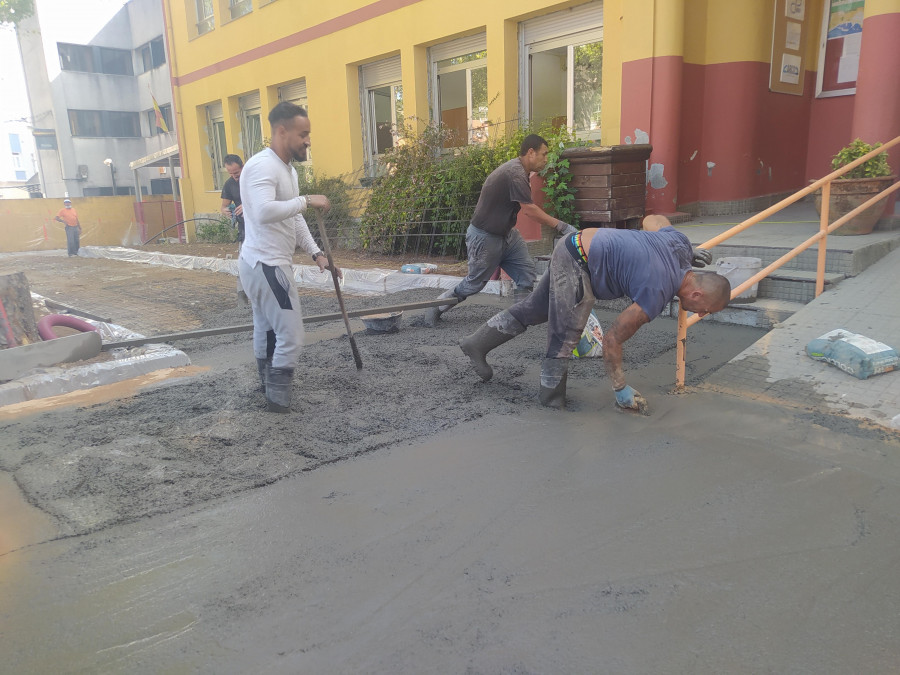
[692,247,712,268]
[614,385,650,414]
[555,221,578,237]
[614,385,639,409]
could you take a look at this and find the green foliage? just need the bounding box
[196,216,238,243]
[0,0,33,24]
[297,167,354,239]
[832,139,892,179]
[360,119,590,257]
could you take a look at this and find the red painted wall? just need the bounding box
[805,94,855,181]
[677,61,815,205]
[622,59,817,209]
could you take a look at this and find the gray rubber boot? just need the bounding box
[458,311,526,382]
[539,358,569,409]
[266,367,294,413]
[256,358,270,394]
[513,285,534,302]
[423,289,458,327]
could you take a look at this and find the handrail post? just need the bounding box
[675,304,687,392]
[816,181,830,297]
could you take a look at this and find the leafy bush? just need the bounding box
[360,119,586,257]
[195,216,238,243]
[297,168,354,232]
[832,139,892,179]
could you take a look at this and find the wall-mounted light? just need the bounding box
[103,158,117,195]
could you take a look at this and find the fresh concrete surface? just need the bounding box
[2,397,899,674]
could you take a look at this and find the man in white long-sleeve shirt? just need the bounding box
[239,101,338,412]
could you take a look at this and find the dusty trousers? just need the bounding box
[65,225,80,256]
[238,258,304,369]
[451,224,537,300]
[506,235,595,358]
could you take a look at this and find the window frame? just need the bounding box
[206,103,228,190]
[229,0,252,20]
[68,109,141,137]
[360,57,403,177]
[196,0,215,35]
[519,3,604,141]
[429,34,489,148]
[146,104,173,136]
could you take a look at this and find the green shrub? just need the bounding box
[195,216,238,243]
[297,167,354,234]
[832,139,892,179]
[359,119,587,257]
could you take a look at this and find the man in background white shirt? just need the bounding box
[238,102,339,413]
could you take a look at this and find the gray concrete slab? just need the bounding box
[2,397,899,673]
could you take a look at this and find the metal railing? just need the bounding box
[675,134,900,391]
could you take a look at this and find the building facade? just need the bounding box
[17,0,177,199]
[164,0,900,223]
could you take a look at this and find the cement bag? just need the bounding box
[806,329,898,380]
[573,311,604,358]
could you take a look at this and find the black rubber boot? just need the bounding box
[266,367,294,413]
[256,358,270,394]
[539,358,569,409]
[458,311,525,381]
[424,289,458,327]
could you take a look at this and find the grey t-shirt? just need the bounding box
[470,157,533,235]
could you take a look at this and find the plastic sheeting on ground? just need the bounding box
[0,294,190,408]
[79,246,508,297]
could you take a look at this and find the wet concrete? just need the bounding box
[2,288,899,672]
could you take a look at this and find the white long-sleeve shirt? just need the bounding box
[238,147,319,267]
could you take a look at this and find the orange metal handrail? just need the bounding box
[674,135,900,391]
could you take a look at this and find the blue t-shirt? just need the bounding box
[586,226,693,320]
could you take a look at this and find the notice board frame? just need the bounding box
[770,0,811,95]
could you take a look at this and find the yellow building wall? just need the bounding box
[166,0,834,221]
[164,0,604,220]
[0,197,152,253]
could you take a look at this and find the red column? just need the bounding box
[851,9,900,174]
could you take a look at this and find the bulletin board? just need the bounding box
[815,0,862,97]
[770,0,810,95]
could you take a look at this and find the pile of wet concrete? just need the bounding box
[0,288,765,537]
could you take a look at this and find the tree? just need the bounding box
[0,0,34,25]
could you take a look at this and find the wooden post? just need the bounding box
[0,272,41,348]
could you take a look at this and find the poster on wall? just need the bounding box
[816,0,863,96]
[770,0,809,94]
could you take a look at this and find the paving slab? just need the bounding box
[701,245,900,429]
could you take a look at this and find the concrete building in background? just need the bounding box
[163,0,899,227]
[16,0,177,200]
[0,122,39,198]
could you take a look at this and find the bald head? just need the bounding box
[677,271,731,316]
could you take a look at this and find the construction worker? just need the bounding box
[55,198,81,256]
[458,216,729,412]
[238,102,338,413]
[424,134,578,326]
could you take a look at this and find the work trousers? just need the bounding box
[507,235,595,358]
[65,225,80,256]
[452,224,536,300]
[239,258,304,369]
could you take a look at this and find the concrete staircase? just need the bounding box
[703,234,900,328]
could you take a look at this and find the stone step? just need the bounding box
[702,297,805,330]
[757,269,845,304]
[593,296,804,330]
[709,236,900,276]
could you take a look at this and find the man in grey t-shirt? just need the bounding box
[424,134,578,325]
